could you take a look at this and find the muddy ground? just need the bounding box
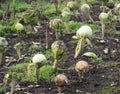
[0,1,120,94]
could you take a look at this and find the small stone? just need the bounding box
[99,40,105,43]
[35,85,40,87]
[49,32,53,35]
[24,92,33,94]
[5,56,13,62]
[103,48,109,54]
[15,84,20,88]
[72,35,78,39]
[28,85,34,88]
[110,68,113,71]
[5,92,10,94]
[33,27,38,32]
[13,59,17,61]
[15,88,21,91]
[110,82,117,86]
[102,75,105,77]
[111,50,116,53]
[5,56,11,59]
[115,38,119,42]
[76,89,82,93]
[0,83,3,86]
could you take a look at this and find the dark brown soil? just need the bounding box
[0,1,120,94]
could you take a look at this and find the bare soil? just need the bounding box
[0,1,120,94]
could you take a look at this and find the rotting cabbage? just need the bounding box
[51,40,66,70]
[74,25,93,58]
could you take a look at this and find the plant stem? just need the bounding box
[0,52,3,65]
[102,2,105,12]
[27,64,32,76]
[86,38,92,47]
[3,4,9,20]
[53,0,58,13]
[88,12,94,23]
[55,31,59,40]
[35,64,39,83]
[53,59,58,70]
[84,0,88,3]
[10,79,16,94]
[78,73,82,82]
[16,48,21,59]
[74,38,84,58]
[58,86,62,94]
[45,24,49,49]
[13,0,16,18]
[58,0,61,10]
[27,66,30,76]
[35,63,41,83]
[101,21,105,40]
[64,22,69,32]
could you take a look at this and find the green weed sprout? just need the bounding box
[75,61,89,81]
[49,19,63,40]
[100,5,109,13]
[107,10,117,32]
[13,22,24,36]
[66,1,77,20]
[100,0,109,12]
[0,37,8,65]
[99,12,108,40]
[14,42,22,59]
[74,25,93,58]
[40,65,58,82]
[51,0,61,13]
[54,74,68,94]
[61,7,71,32]
[67,1,76,11]
[27,63,35,77]
[32,54,46,83]
[80,3,94,23]
[3,72,18,94]
[51,41,66,70]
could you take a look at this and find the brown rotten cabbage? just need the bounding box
[54,74,68,94]
[75,60,89,80]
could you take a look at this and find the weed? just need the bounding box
[7,63,28,73]
[40,65,58,82]
[95,86,120,94]
[0,25,11,37]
